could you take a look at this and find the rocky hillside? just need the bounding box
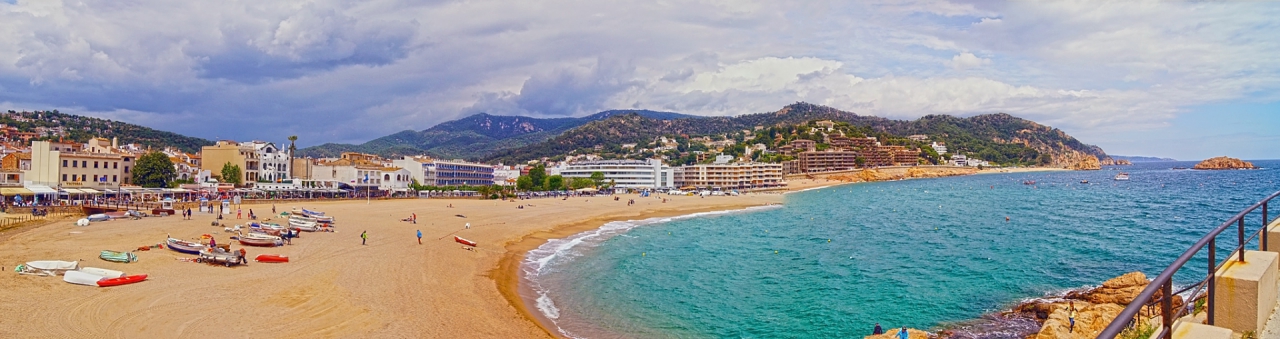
[486,103,1108,167]
[2,110,212,153]
[299,110,694,159]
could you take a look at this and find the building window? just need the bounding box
[113,162,118,169]
[72,161,77,168]
[124,166,129,173]
[113,175,117,182]
[94,161,99,168]
[62,160,67,167]
[62,174,67,181]
[81,174,87,181]
[82,161,87,167]
[93,175,99,182]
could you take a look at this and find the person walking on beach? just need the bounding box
[1068,301,1078,333]
[361,230,368,245]
[417,230,422,244]
[237,208,242,219]
[873,323,883,335]
[411,213,417,224]
[898,327,908,339]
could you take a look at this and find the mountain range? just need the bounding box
[298,110,694,159]
[303,102,1108,168]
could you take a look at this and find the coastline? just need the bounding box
[497,165,1076,338]
[493,199,782,338]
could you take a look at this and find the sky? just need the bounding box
[0,1,1277,160]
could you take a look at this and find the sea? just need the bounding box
[522,160,1280,338]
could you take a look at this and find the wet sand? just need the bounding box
[0,194,779,338]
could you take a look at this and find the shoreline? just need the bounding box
[497,165,1079,338]
[493,200,781,338]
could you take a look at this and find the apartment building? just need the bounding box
[201,140,260,183]
[558,159,672,189]
[674,162,784,191]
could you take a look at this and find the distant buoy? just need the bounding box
[642,252,646,257]
[828,239,831,243]
[774,250,778,254]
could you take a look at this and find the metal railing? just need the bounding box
[1098,190,1280,339]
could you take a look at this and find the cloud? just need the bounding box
[0,0,1273,152]
[947,52,990,70]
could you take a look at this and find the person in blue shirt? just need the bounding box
[417,230,423,245]
[898,327,909,339]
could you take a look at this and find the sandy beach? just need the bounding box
[0,193,780,338]
[0,165,1075,338]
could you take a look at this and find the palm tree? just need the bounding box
[287,135,298,178]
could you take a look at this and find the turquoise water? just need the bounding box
[524,161,1280,338]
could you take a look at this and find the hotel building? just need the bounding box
[673,162,784,191]
[558,159,673,189]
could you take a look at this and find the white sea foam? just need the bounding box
[536,292,560,319]
[522,204,781,336]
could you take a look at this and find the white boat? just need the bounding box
[290,214,317,223]
[289,218,318,228]
[18,260,79,276]
[1114,172,1130,181]
[86,214,111,222]
[291,222,322,232]
[63,270,106,286]
[79,267,125,278]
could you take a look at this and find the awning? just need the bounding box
[79,188,102,194]
[62,188,85,194]
[1,187,33,195]
[26,185,58,195]
[169,188,191,193]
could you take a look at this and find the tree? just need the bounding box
[287,135,298,175]
[132,151,177,188]
[545,175,565,191]
[220,162,243,185]
[570,177,594,189]
[516,175,534,190]
[589,171,605,187]
[528,164,547,191]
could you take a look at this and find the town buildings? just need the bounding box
[200,140,260,183]
[558,159,673,189]
[250,141,290,182]
[673,162,784,191]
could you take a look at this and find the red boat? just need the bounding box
[255,254,289,263]
[97,274,148,287]
[454,236,477,247]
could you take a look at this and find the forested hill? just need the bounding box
[298,109,695,159]
[2,110,212,153]
[484,102,1107,167]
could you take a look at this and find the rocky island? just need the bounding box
[1193,156,1257,170]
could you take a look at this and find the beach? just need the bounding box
[0,194,779,338]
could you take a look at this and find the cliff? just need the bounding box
[1066,155,1101,170]
[1193,156,1256,170]
[1099,158,1131,166]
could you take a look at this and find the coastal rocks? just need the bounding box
[1066,155,1101,170]
[1099,158,1132,166]
[1193,156,1257,170]
[1064,271,1148,304]
[1033,302,1124,339]
[864,328,931,339]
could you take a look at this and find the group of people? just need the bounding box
[871,323,911,338]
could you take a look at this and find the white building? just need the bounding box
[492,165,521,186]
[392,156,437,186]
[948,154,989,167]
[559,159,673,189]
[311,163,412,191]
[250,141,290,182]
[931,142,948,154]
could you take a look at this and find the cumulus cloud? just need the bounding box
[947,52,990,70]
[0,0,1274,150]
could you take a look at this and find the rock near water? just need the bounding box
[1067,155,1101,170]
[864,328,931,339]
[1193,156,1256,170]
